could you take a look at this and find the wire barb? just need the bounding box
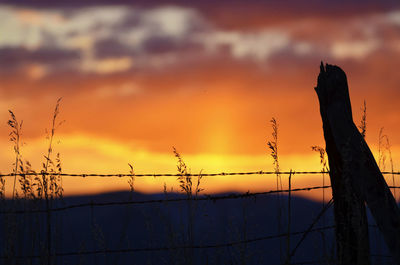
[0,170,399,178]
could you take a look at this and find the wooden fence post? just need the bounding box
[315,62,400,265]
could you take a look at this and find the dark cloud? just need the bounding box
[3,0,400,29]
[94,35,202,58]
[113,12,142,30]
[2,0,399,9]
[142,36,202,54]
[94,39,134,59]
[0,47,80,72]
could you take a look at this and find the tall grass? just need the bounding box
[311,146,328,205]
[8,110,22,200]
[311,145,331,262]
[285,170,292,265]
[267,117,284,262]
[42,98,63,265]
[4,99,65,265]
[378,128,396,200]
[128,163,135,194]
[1,99,391,265]
[172,147,203,265]
[358,100,367,139]
[0,172,4,200]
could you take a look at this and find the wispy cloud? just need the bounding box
[2,4,400,77]
[96,81,142,98]
[200,30,291,61]
[331,40,380,60]
[1,1,400,197]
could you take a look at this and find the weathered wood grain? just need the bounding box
[316,62,400,264]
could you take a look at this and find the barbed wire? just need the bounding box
[288,198,334,261]
[287,253,393,264]
[0,168,396,262]
[0,225,335,260]
[0,171,399,178]
[3,184,400,215]
[370,254,393,258]
[0,172,396,262]
[0,221,389,261]
[1,185,332,214]
[290,260,334,265]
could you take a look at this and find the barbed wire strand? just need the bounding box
[0,226,335,260]
[0,224,389,261]
[290,260,334,265]
[287,198,334,261]
[0,171,400,178]
[1,185,332,214]
[370,254,393,258]
[0,169,396,262]
[3,185,400,215]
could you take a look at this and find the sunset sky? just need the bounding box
[1,0,400,200]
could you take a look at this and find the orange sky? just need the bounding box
[1,1,400,201]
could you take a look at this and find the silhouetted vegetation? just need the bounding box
[0,100,396,265]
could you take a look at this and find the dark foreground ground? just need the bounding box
[0,191,393,265]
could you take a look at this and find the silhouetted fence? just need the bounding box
[1,170,399,264]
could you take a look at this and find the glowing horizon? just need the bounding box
[1,132,399,202]
[1,2,400,202]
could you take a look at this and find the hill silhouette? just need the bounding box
[0,191,393,264]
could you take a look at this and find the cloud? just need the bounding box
[1,1,400,179]
[1,3,400,79]
[331,39,380,60]
[0,5,207,74]
[0,46,80,76]
[116,6,206,53]
[0,6,55,49]
[96,81,142,98]
[25,63,48,79]
[140,6,202,38]
[82,57,133,74]
[0,46,79,64]
[386,10,400,26]
[200,30,290,61]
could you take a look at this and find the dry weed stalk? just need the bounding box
[358,100,367,139]
[311,146,328,206]
[40,98,63,265]
[378,128,396,200]
[128,163,135,193]
[8,110,22,199]
[173,147,203,198]
[267,117,284,262]
[311,145,331,262]
[5,100,64,265]
[7,111,38,200]
[172,147,203,265]
[39,97,64,200]
[0,173,5,200]
[286,170,293,265]
[267,118,280,176]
